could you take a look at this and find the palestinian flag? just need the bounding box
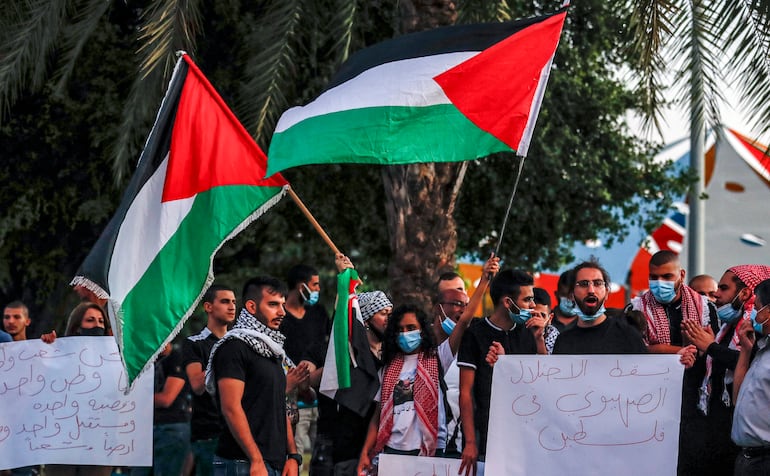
[71,54,288,387]
[319,268,379,417]
[266,8,567,176]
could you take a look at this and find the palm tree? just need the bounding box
[629,0,770,274]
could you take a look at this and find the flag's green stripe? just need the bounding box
[267,104,512,176]
[120,185,284,380]
[333,269,355,388]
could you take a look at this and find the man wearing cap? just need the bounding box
[306,256,394,476]
[682,265,770,475]
[732,277,770,475]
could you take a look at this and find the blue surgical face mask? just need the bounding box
[398,329,422,353]
[558,297,577,316]
[301,283,320,306]
[751,305,769,335]
[441,317,456,335]
[649,280,677,304]
[717,295,742,324]
[507,299,532,326]
[575,305,606,322]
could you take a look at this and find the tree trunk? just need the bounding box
[382,1,460,309]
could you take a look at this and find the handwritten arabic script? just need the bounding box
[0,337,153,470]
[485,354,683,476]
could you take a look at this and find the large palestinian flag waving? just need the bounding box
[266,8,567,176]
[72,54,288,386]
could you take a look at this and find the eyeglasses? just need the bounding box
[575,280,606,288]
[441,301,468,308]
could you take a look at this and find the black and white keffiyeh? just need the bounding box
[205,308,294,394]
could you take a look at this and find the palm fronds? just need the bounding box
[0,0,68,120]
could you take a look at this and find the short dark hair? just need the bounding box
[242,277,287,306]
[533,287,552,308]
[382,304,436,364]
[649,250,679,267]
[287,264,318,289]
[755,279,770,308]
[571,259,611,289]
[202,284,234,304]
[490,269,533,306]
[4,300,28,317]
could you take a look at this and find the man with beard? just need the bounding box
[206,277,300,476]
[553,260,646,354]
[183,284,237,476]
[629,250,717,476]
[681,265,770,476]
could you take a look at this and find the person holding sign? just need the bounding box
[356,304,455,475]
[456,269,547,476]
[732,277,770,475]
[552,260,647,355]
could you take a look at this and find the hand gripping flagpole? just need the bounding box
[493,154,527,259]
[287,186,341,255]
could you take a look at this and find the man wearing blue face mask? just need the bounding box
[280,264,330,464]
[456,269,546,476]
[680,265,770,476]
[552,260,646,354]
[629,250,718,476]
[732,278,770,475]
[551,269,578,332]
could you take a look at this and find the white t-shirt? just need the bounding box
[375,342,455,451]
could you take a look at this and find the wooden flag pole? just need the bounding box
[287,186,341,255]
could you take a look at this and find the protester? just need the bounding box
[280,264,330,464]
[681,265,770,475]
[308,255,392,476]
[432,254,500,458]
[182,284,236,476]
[3,300,31,341]
[532,287,559,354]
[207,276,300,476]
[689,274,719,303]
[40,302,112,344]
[457,269,546,476]
[131,341,192,476]
[356,304,454,475]
[731,278,770,475]
[551,269,577,331]
[629,250,717,476]
[553,260,647,354]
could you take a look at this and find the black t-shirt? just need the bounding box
[457,317,538,455]
[280,304,330,363]
[553,316,648,354]
[212,339,287,469]
[182,327,223,441]
[154,348,191,424]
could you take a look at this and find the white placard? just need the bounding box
[379,454,484,476]
[485,355,684,476]
[0,337,153,470]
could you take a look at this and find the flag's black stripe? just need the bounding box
[326,8,566,91]
[75,60,190,293]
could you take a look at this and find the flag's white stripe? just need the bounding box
[109,155,195,303]
[517,58,554,156]
[274,52,478,133]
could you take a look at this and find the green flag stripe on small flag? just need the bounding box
[72,54,288,387]
[331,268,360,388]
[267,8,567,176]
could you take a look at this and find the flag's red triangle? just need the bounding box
[434,11,567,151]
[163,56,287,203]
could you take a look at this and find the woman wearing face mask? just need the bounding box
[40,301,112,343]
[40,302,113,476]
[356,304,455,476]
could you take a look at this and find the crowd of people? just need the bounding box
[3,251,770,476]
